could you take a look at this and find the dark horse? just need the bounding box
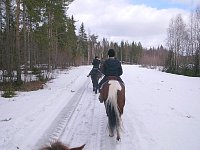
[87,68,102,94]
[40,141,85,150]
[99,76,125,141]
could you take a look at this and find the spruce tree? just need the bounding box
[78,22,88,64]
[66,15,77,65]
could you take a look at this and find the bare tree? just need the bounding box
[166,14,188,73]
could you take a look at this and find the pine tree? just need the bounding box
[78,22,88,64]
[66,15,77,65]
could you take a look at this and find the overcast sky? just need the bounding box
[67,0,200,48]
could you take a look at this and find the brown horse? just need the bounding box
[40,141,85,150]
[99,76,125,141]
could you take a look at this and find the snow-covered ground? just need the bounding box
[0,65,200,150]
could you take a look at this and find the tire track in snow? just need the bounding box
[35,79,90,148]
[54,80,110,150]
[60,82,107,150]
[60,83,96,146]
[84,93,107,150]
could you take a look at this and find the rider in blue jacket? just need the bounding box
[98,49,123,90]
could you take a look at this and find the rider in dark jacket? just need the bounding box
[87,56,102,93]
[92,56,101,69]
[87,56,101,77]
[98,49,123,90]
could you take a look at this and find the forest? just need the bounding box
[0,0,199,97]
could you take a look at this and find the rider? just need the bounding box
[98,49,124,91]
[92,56,101,69]
[87,56,101,77]
[87,56,101,93]
[87,56,101,76]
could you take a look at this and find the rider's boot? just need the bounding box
[95,88,98,94]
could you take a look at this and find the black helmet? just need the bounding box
[108,49,115,57]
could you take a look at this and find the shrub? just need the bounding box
[32,67,41,75]
[1,89,16,98]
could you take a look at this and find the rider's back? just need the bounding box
[92,58,100,69]
[102,58,123,77]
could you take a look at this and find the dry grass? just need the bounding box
[19,81,45,91]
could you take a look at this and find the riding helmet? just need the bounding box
[108,49,115,57]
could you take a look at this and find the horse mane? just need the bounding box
[106,80,122,109]
[39,141,85,150]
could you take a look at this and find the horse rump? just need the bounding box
[104,80,123,137]
[89,69,102,94]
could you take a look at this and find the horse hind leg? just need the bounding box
[116,115,122,141]
[108,126,114,137]
[116,128,121,141]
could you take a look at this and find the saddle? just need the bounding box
[101,76,123,88]
[106,76,119,81]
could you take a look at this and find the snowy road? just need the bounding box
[0,65,200,150]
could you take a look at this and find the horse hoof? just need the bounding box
[116,137,121,141]
[109,134,114,137]
[109,131,114,137]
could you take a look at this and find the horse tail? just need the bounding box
[106,103,117,133]
[105,80,122,134]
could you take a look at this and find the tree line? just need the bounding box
[0,0,199,89]
[0,0,159,85]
